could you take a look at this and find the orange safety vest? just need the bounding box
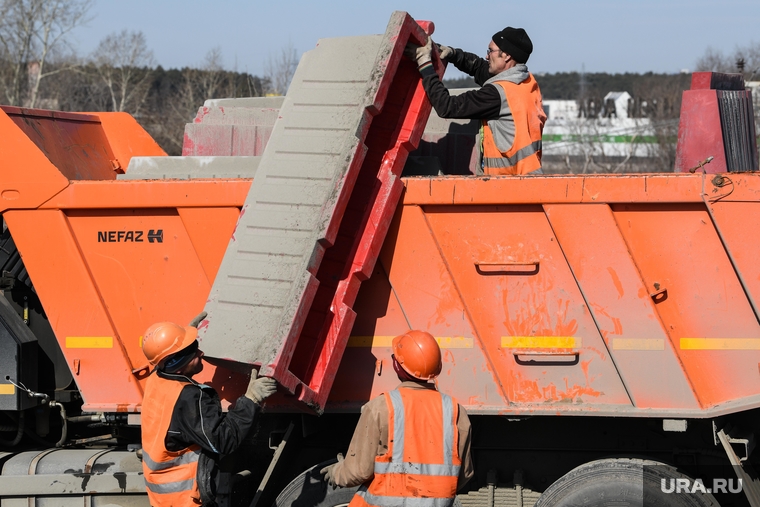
[349,387,461,507]
[482,75,546,175]
[141,373,202,506]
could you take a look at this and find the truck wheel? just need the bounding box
[274,459,360,507]
[535,458,720,507]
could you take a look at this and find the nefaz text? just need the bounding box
[97,230,163,243]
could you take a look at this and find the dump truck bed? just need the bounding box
[5,147,760,417]
[1,15,759,418]
[330,172,760,416]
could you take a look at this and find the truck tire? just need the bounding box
[535,458,720,507]
[274,459,360,507]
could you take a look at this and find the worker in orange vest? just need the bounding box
[321,330,473,507]
[406,27,546,176]
[140,314,277,506]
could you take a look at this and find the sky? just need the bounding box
[70,0,760,78]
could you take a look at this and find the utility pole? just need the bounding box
[578,63,587,118]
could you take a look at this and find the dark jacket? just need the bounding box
[419,48,502,120]
[157,370,259,503]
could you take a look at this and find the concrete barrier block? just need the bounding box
[120,156,260,179]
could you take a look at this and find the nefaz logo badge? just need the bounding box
[97,230,163,243]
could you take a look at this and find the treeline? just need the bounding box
[2,0,756,158]
[535,72,691,101]
[50,62,267,155]
[0,1,276,155]
[445,72,692,102]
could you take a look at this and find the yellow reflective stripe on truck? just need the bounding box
[347,336,760,351]
[65,337,113,348]
[501,336,581,349]
[680,338,760,350]
[0,385,15,395]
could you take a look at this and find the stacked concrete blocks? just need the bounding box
[182,97,284,157]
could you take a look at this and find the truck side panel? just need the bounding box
[545,203,699,409]
[4,181,249,412]
[614,203,760,406]
[329,175,760,417]
[4,209,145,410]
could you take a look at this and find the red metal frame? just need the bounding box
[280,16,445,411]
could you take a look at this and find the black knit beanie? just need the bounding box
[492,27,533,63]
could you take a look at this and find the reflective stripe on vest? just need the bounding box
[482,75,545,175]
[355,486,456,507]
[373,462,460,476]
[389,389,405,463]
[350,388,460,507]
[143,448,200,471]
[483,140,542,169]
[145,478,196,494]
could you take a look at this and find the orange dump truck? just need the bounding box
[1,11,760,507]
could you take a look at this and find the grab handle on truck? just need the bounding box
[513,352,580,366]
[476,261,540,276]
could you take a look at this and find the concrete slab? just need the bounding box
[198,11,442,412]
[119,156,259,179]
[182,124,234,156]
[190,106,281,126]
[182,97,282,156]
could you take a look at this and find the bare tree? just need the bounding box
[153,48,234,154]
[195,47,225,100]
[167,47,226,113]
[696,42,760,80]
[695,47,734,74]
[265,42,298,95]
[0,0,92,107]
[90,29,155,114]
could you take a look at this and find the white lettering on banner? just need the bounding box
[660,478,743,494]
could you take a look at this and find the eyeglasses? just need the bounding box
[486,48,501,56]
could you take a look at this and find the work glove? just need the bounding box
[320,453,344,488]
[436,42,453,61]
[245,369,277,404]
[404,37,433,67]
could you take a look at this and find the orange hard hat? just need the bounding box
[392,330,442,380]
[142,321,198,368]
